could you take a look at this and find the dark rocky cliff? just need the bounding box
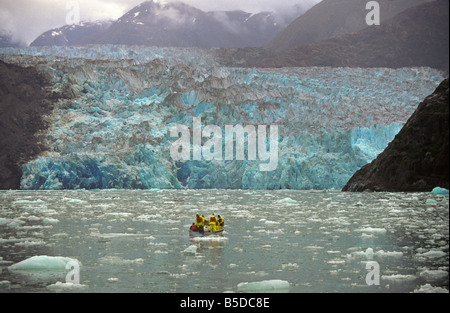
[343,78,449,192]
[0,60,59,190]
[216,0,449,72]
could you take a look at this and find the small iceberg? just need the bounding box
[237,279,290,293]
[415,250,446,258]
[419,270,448,282]
[46,281,88,291]
[413,284,449,293]
[182,245,198,255]
[8,255,82,284]
[277,197,298,205]
[8,255,81,272]
[355,227,387,234]
[430,187,449,195]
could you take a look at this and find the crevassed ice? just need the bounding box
[0,46,444,190]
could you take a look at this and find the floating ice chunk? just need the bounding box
[277,197,298,204]
[13,199,45,204]
[5,219,25,228]
[304,245,324,250]
[364,248,374,259]
[0,257,13,265]
[46,281,88,291]
[91,232,145,239]
[9,256,81,272]
[375,250,403,258]
[426,199,439,205]
[64,198,87,204]
[327,259,346,265]
[430,187,449,195]
[349,248,403,259]
[24,215,40,221]
[381,274,416,283]
[413,284,449,293]
[182,244,198,255]
[0,218,11,225]
[281,263,299,270]
[42,218,59,224]
[355,227,387,234]
[104,212,133,218]
[416,250,446,258]
[15,240,46,247]
[98,256,144,265]
[419,270,448,282]
[0,280,11,290]
[237,279,290,293]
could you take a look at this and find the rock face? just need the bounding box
[0,60,60,190]
[343,78,449,192]
[266,0,433,50]
[216,0,449,72]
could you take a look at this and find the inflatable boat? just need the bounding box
[189,225,224,236]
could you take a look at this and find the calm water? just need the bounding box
[0,189,448,293]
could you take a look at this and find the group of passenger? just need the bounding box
[190,213,224,232]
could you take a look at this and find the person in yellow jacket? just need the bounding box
[201,215,206,226]
[209,214,217,232]
[195,214,204,232]
[217,215,224,230]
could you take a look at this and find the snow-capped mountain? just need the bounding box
[31,1,293,48]
[30,21,112,47]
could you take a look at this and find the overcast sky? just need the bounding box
[0,0,321,45]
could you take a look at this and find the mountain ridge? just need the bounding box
[215,0,449,72]
[267,0,435,51]
[30,0,301,48]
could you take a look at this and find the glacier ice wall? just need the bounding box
[0,46,445,190]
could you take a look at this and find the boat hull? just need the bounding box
[189,229,224,236]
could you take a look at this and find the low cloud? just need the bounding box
[0,0,321,45]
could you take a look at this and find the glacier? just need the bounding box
[0,45,445,190]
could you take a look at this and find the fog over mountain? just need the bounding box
[0,0,321,46]
[30,1,309,48]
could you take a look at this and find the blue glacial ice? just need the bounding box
[431,187,449,195]
[8,255,81,271]
[0,46,445,190]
